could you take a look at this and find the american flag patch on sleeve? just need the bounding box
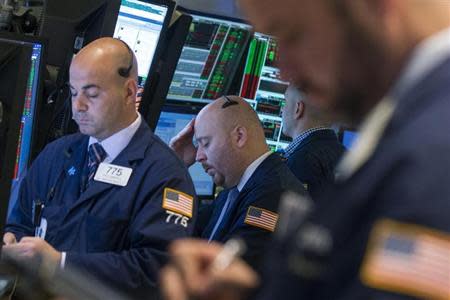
[244,206,279,232]
[162,188,194,218]
[360,219,450,300]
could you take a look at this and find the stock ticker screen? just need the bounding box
[167,13,252,103]
[0,33,46,217]
[240,32,291,151]
[13,43,44,182]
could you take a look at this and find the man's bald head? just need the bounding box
[198,96,266,139]
[72,37,138,83]
[194,96,269,188]
[283,85,334,138]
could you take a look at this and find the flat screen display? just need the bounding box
[113,0,170,106]
[154,107,215,197]
[239,32,290,151]
[166,11,252,103]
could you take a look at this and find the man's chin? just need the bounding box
[212,175,225,187]
[78,128,91,136]
[78,127,97,138]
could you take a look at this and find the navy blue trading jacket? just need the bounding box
[6,121,197,299]
[286,129,345,199]
[258,56,450,299]
[201,153,307,269]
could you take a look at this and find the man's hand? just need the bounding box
[160,239,259,300]
[3,232,17,245]
[169,119,197,167]
[2,237,61,272]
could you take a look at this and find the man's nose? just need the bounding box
[72,95,87,112]
[196,147,206,162]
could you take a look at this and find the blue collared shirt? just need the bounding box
[284,127,331,159]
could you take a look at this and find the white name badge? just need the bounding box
[94,162,133,186]
[35,218,47,239]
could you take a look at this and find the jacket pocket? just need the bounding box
[85,214,129,252]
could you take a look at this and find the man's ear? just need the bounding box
[232,126,248,148]
[295,101,305,119]
[124,79,138,105]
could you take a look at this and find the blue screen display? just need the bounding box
[342,130,358,148]
[155,111,215,197]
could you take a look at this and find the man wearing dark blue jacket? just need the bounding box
[170,96,306,267]
[281,85,345,199]
[3,37,196,298]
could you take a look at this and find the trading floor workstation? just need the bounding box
[4,1,448,300]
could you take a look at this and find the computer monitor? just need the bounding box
[113,0,175,109]
[154,104,215,198]
[39,0,122,68]
[0,33,46,232]
[145,12,193,130]
[166,8,252,103]
[239,32,290,151]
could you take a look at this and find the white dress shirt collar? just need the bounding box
[237,151,272,192]
[88,113,142,163]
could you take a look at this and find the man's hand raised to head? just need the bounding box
[169,119,197,167]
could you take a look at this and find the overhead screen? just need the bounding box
[12,43,44,182]
[113,0,172,106]
[0,33,46,227]
[239,32,291,151]
[0,35,45,185]
[154,106,215,198]
[166,12,252,103]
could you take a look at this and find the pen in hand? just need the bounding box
[211,238,247,273]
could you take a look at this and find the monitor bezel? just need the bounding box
[0,32,48,173]
[127,0,177,119]
[0,32,48,234]
[176,6,250,26]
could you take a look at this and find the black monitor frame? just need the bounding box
[39,0,122,69]
[176,6,250,29]
[124,0,177,121]
[0,32,47,234]
[145,10,193,130]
